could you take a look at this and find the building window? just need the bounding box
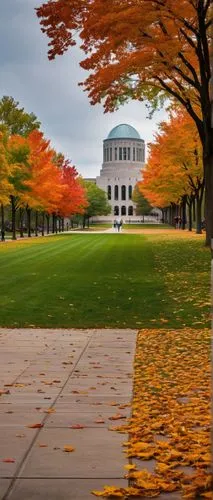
[128,206,133,216]
[110,147,112,161]
[133,147,135,161]
[128,147,131,160]
[115,147,117,161]
[107,185,111,200]
[121,206,126,216]
[114,206,119,216]
[123,147,127,160]
[121,185,126,200]
[104,149,107,162]
[114,185,119,200]
[119,147,122,160]
[106,148,109,162]
[128,185,132,199]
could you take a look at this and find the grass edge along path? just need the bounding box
[92,328,212,498]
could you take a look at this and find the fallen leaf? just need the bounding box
[27,423,43,429]
[108,414,126,421]
[69,424,85,429]
[2,458,15,463]
[63,445,75,452]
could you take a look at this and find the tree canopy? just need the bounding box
[36,1,211,138]
[83,181,111,220]
[0,96,40,136]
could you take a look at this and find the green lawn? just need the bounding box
[0,233,210,328]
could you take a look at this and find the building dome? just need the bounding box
[107,124,141,140]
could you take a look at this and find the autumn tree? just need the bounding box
[6,135,31,240]
[36,0,212,244]
[140,110,204,232]
[55,155,88,231]
[24,130,63,236]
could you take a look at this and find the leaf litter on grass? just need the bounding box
[92,328,212,498]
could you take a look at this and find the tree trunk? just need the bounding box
[52,214,55,233]
[55,216,58,233]
[196,195,202,234]
[58,218,61,232]
[35,211,38,236]
[10,195,17,240]
[62,218,64,232]
[42,212,45,236]
[19,208,24,237]
[46,214,50,234]
[1,204,5,241]
[27,208,31,237]
[192,197,196,222]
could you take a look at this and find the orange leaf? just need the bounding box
[27,423,43,429]
[69,424,85,429]
[108,414,126,421]
[63,445,75,452]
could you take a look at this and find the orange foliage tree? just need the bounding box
[22,130,63,236]
[55,154,88,229]
[36,0,212,244]
[140,110,204,232]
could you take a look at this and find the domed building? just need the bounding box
[96,124,145,219]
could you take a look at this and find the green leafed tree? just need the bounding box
[82,181,111,227]
[0,96,40,136]
[132,184,152,219]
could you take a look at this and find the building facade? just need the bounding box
[96,124,145,219]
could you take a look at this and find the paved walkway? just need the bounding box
[0,328,137,499]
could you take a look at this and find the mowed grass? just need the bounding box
[0,232,210,328]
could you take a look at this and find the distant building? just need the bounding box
[95,124,145,220]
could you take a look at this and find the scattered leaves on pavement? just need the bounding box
[92,328,212,498]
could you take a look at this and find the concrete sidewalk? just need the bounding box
[0,328,137,499]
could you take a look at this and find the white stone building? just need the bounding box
[95,124,145,220]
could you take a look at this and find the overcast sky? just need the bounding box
[0,0,167,178]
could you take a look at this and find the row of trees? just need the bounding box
[0,97,110,240]
[139,108,204,232]
[36,0,212,245]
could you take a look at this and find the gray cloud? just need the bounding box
[0,0,167,178]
